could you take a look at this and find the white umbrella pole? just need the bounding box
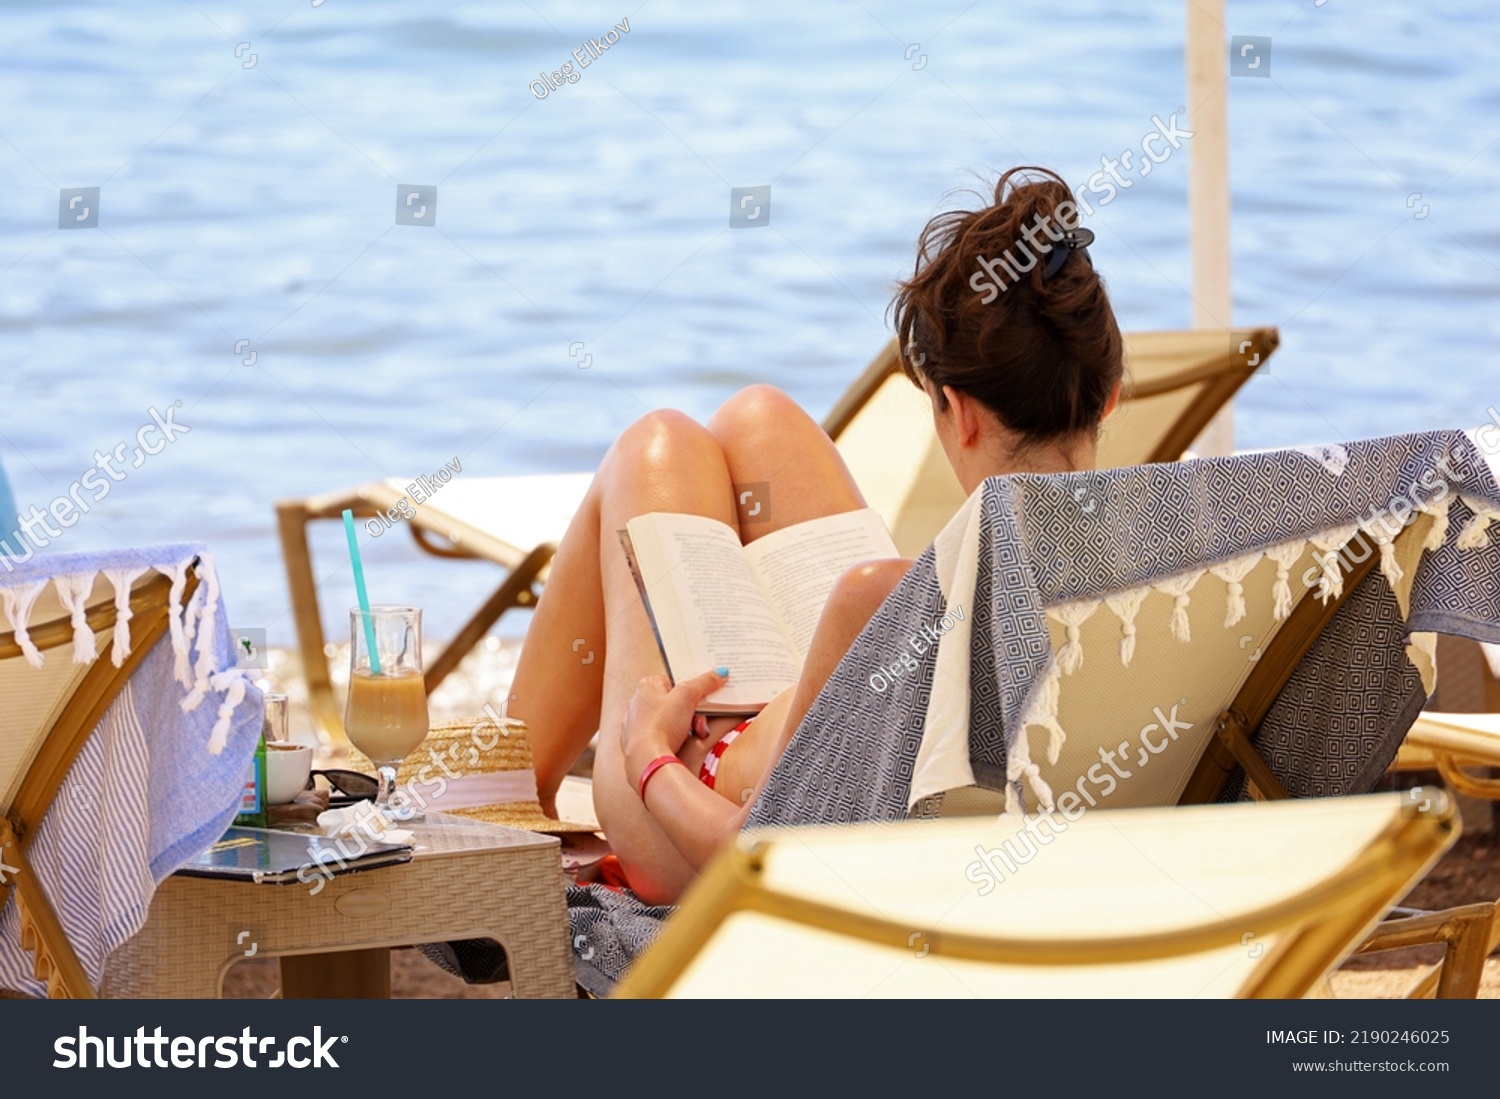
[1185,0,1235,455]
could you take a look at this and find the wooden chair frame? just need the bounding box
[0,564,201,998]
[823,328,1280,462]
[276,488,552,739]
[615,791,1456,999]
[1174,514,1495,996]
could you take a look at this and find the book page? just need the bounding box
[625,513,800,710]
[743,508,899,659]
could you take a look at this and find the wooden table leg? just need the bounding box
[280,948,392,998]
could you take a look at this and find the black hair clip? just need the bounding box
[1042,225,1095,280]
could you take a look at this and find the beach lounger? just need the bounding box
[1398,712,1500,801]
[0,549,262,999]
[1364,706,1500,998]
[279,327,1278,740]
[698,429,1500,999]
[1,562,200,997]
[908,481,1443,819]
[615,790,1458,998]
[957,505,1500,999]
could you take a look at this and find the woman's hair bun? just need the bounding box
[891,166,1124,448]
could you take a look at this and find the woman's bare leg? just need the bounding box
[516,384,864,803]
[512,385,883,899]
[507,476,609,817]
[707,384,866,543]
[510,408,739,901]
[508,411,731,810]
[703,385,907,798]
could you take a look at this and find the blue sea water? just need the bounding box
[0,0,1496,645]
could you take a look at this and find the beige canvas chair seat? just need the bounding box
[280,327,1277,741]
[938,510,1443,817]
[615,790,1456,998]
[1425,636,1500,713]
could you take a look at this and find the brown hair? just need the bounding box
[890,167,1124,451]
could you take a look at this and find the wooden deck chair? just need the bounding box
[1389,637,1497,785]
[614,790,1456,998]
[926,509,1495,997]
[0,563,200,998]
[1375,711,1500,993]
[278,327,1277,740]
[1398,712,1500,803]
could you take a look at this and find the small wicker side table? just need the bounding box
[102,812,575,999]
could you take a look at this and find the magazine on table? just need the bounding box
[176,826,413,885]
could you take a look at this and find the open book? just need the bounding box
[620,508,898,713]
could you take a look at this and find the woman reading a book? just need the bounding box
[509,167,1125,904]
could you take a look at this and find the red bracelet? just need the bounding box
[638,754,685,800]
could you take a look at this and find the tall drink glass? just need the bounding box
[345,605,430,819]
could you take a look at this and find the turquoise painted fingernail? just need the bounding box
[715,666,730,676]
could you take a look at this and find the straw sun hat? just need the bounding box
[346,716,597,834]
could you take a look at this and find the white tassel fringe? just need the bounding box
[1105,588,1149,666]
[1154,569,1206,643]
[2,580,50,668]
[1210,552,1263,628]
[1265,541,1305,620]
[103,566,148,667]
[54,574,99,664]
[1309,525,1360,605]
[1047,599,1100,676]
[1456,497,1500,550]
[205,668,249,754]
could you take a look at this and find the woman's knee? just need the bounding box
[707,384,811,442]
[825,559,913,627]
[605,408,722,477]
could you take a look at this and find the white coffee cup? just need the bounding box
[265,743,313,805]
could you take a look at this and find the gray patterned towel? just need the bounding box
[524,431,1500,993]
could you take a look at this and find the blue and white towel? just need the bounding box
[0,544,261,997]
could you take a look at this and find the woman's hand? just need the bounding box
[621,667,729,788]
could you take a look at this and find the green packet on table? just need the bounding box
[176,826,413,885]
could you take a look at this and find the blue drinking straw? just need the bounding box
[342,508,382,675]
